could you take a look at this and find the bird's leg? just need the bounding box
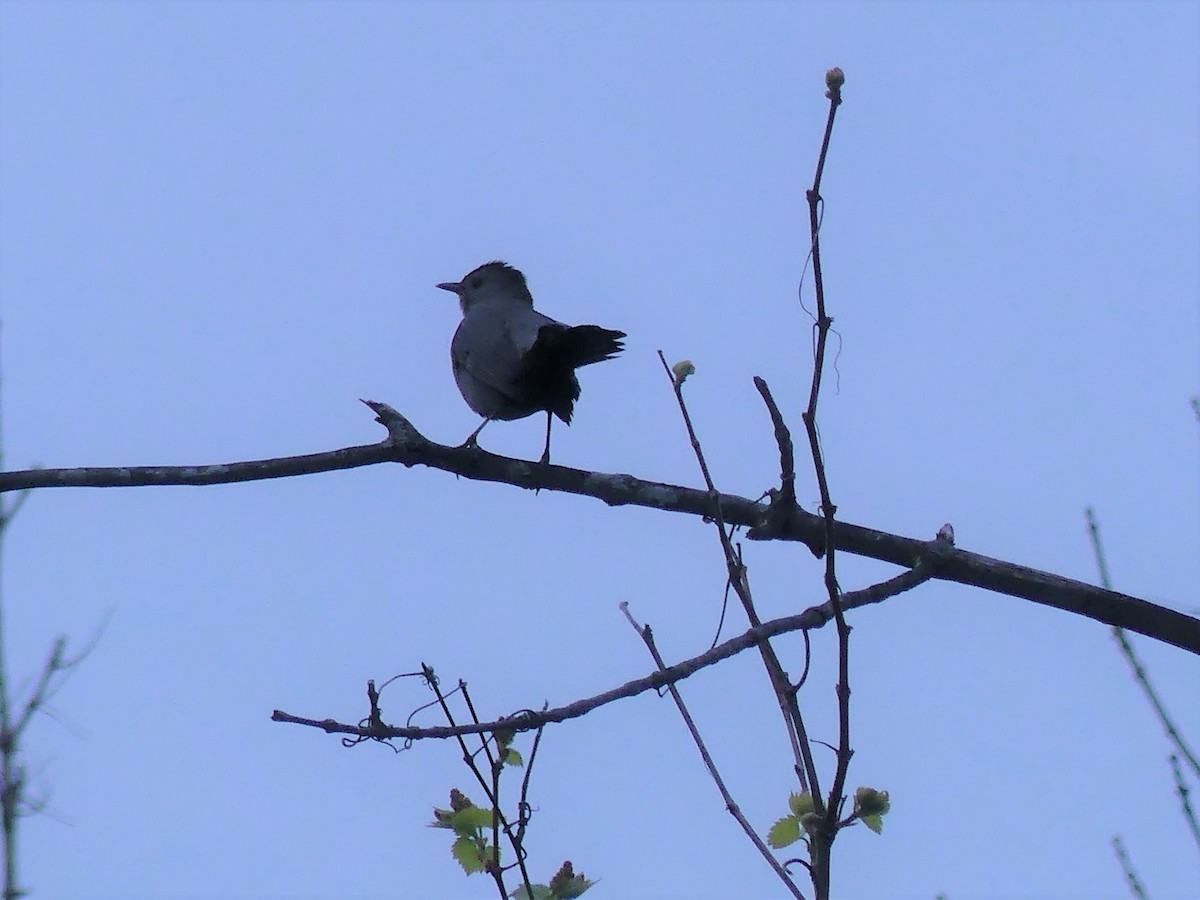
[539,411,553,465]
[460,418,491,449]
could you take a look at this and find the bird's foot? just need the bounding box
[458,419,492,452]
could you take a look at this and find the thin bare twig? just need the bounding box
[1085,509,1199,780]
[10,614,110,742]
[458,685,507,889]
[513,715,545,850]
[0,616,106,900]
[656,351,820,797]
[427,670,536,894]
[1168,754,1200,854]
[1111,835,1149,900]
[621,603,805,899]
[0,489,31,538]
[274,564,935,744]
[753,377,796,507]
[424,672,504,895]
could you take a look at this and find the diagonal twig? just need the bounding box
[1086,508,1199,779]
[1111,835,1149,900]
[621,602,805,900]
[656,351,820,798]
[1167,753,1200,853]
[273,563,936,743]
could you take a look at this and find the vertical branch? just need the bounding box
[0,323,15,900]
[513,718,545,851]
[0,644,17,900]
[0,621,103,900]
[0,323,22,900]
[424,671,508,897]
[459,689,535,892]
[455,679,536,893]
[798,68,849,900]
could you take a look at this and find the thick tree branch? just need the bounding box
[1,402,1196,655]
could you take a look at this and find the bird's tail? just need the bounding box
[551,325,627,368]
[516,324,626,425]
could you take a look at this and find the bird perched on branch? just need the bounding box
[437,261,626,464]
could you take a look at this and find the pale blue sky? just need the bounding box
[1,2,1197,898]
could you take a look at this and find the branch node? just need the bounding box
[360,399,424,447]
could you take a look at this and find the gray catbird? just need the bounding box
[437,261,626,464]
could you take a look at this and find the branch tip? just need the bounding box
[360,399,422,446]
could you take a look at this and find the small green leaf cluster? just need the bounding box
[430,789,499,875]
[494,728,525,769]
[767,786,891,850]
[430,725,593,895]
[853,787,890,835]
[767,792,821,848]
[509,861,595,899]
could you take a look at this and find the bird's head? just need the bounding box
[437,261,534,313]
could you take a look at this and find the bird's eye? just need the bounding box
[470,277,483,289]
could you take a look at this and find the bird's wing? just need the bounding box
[505,307,563,354]
[451,305,547,404]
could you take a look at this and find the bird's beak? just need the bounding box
[436,281,462,294]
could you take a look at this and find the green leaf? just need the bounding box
[509,885,554,900]
[860,813,884,835]
[800,812,824,835]
[788,792,816,817]
[450,805,496,835]
[429,806,454,829]
[767,815,802,848]
[854,787,890,817]
[504,747,525,767]
[547,861,594,898]
[452,835,488,874]
[554,875,594,898]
